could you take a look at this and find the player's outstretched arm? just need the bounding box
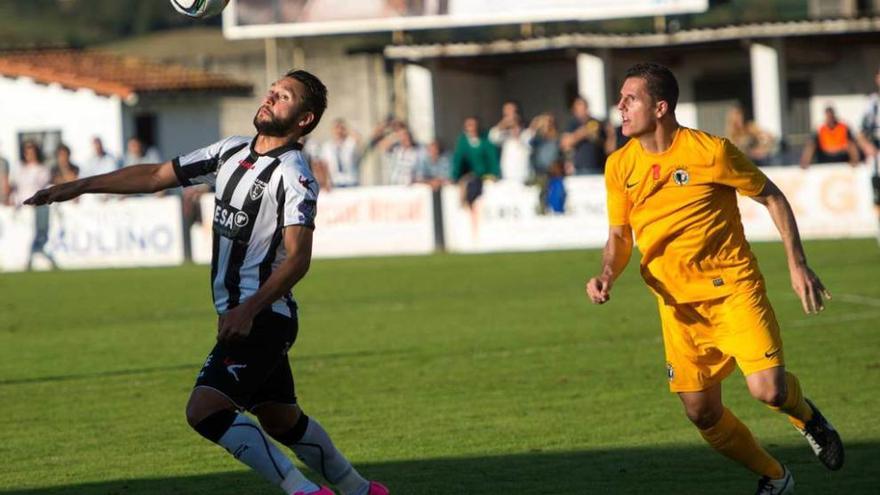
[751,179,831,314]
[217,225,313,343]
[586,224,633,304]
[23,161,179,206]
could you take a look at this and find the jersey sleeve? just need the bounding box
[605,154,631,226]
[172,138,230,187]
[279,166,319,229]
[713,138,767,197]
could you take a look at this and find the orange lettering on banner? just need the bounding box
[368,199,424,222]
[820,173,856,213]
[321,203,361,225]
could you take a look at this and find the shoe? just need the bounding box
[368,481,389,495]
[755,465,794,495]
[795,398,845,471]
[294,487,334,495]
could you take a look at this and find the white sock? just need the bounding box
[218,413,319,494]
[291,417,369,495]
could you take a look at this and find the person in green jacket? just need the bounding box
[452,116,500,206]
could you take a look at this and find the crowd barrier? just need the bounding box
[0,164,876,272]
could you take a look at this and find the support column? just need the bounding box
[405,63,436,145]
[264,37,278,87]
[576,52,610,120]
[750,40,788,139]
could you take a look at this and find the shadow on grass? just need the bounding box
[2,442,877,495]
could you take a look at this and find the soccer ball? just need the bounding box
[170,0,230,19]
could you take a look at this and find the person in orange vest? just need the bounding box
[800,106,860,167]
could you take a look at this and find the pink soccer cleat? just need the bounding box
[368,481,390,495]
[293,487,334,495]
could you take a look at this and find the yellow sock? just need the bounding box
[699,407,785,479]
[769,372,814,429]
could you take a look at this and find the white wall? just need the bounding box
[126,96,222,159]
[0,77,123,174]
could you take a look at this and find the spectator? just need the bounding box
[545,160,567,214]
[488,100,532,183]
[725,105,776,166]
[378,127,421,186]
[800,106,860,167]
[367,116,408,185]
[414,140,451,189]
[50,144,80,185]
[561,96,608,174]
[318,118,361,188]
[0,146,10,206]
[527,113,563,214]
[81,137,119,178]
[528,113,561,177]
[13,141,56,270]
[123,137,161,167]
[859,65,880,243]
[452,116,499,206]
[859,65,880,160]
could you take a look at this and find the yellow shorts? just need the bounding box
[657,286,785,393]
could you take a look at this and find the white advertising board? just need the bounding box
[225,0,708,38]
[739,164,878,241]
[0,196,185,272]
[441,177,609,253]
[442,164,878,254]
[191,184,436,262]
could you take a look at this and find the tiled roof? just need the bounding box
[0,49,252,100]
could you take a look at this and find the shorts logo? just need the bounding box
[764,348,781,359]
[666,363,675,381]
[224,357,247,382]
[672,168,689,185]
[249,179,268,201]
[712,277,725,287]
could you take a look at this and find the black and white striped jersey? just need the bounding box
[172,136,318,318]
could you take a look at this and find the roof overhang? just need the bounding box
[384,17,880,60]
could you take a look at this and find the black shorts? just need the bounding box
[194,310,298,411]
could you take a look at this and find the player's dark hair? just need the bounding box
[285,69,327,135]
[624,63,679,114]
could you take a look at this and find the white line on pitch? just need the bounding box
[790,310,880,327]
[835,293,880,308]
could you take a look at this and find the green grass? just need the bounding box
[1,239,878,494]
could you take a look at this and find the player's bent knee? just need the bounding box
[684,404,723,429]
[265,410,310,445]
[254,403,302,437]
[750,386,786,407]
[185,387,237,429]
[190,409,237,443]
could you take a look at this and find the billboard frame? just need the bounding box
[223,0,708,40]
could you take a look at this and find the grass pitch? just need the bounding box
[1,239,878,494]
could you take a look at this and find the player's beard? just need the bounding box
[253,108,298,137]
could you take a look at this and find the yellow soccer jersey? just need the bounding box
[605,127,767,304]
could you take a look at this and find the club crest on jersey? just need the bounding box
[249,179,268,201]
[672,168,689,185]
